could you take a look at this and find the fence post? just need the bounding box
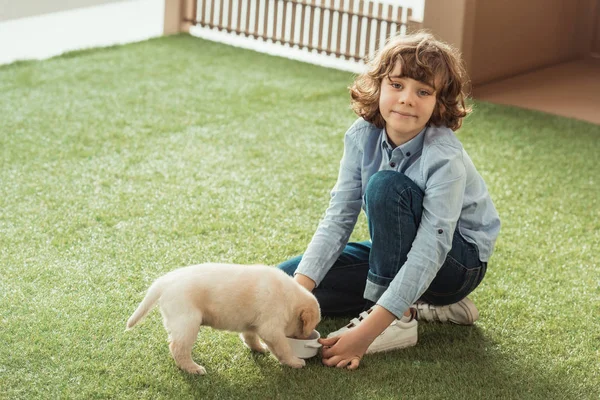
[164,0,196,34]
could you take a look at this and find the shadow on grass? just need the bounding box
[173,322,569,400]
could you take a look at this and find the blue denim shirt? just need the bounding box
[296,118,501,316]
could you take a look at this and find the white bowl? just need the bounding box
[287,330,322,359]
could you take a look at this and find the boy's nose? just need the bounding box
[398,92,414,106]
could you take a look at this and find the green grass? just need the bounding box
[1,34,598,399]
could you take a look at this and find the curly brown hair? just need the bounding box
[350,31,471,131]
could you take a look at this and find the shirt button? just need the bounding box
[389,162,396,168]
[438,229,443,234]
[406,152,411,156]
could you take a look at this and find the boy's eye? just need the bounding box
[391,82,402,89]
[418,89,432,96]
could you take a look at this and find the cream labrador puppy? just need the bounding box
[126,263,321,374]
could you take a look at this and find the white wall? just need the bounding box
[0,0,164,65]
[0,0,128,21]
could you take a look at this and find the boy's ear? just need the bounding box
[438,103,446,115]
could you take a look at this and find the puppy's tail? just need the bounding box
[126,279,163,330]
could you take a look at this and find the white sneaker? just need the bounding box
[327,309,371,338]
[412,297,479,325]
[366,314,418,354]
[327,307,418,354]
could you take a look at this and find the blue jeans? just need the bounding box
[278,170,487,317]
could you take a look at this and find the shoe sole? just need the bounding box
[365,335,417,354]
[451,298,479,325]
[366,331,418,354]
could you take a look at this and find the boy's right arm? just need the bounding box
[294,273,316,292]
[294,125,365,287]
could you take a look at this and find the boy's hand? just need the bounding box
[319,305,398,370]
[319,328,370,370]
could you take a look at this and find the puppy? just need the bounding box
[126,263,321,374]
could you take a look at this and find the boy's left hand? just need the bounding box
[319,328,372,370]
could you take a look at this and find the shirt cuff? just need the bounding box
[376,289,411,319]
[294,260,328,288]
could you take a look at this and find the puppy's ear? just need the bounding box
[299,306,320,337]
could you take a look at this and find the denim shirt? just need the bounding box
[296,118,501,316]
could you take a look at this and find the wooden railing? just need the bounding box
[184,0,421,63]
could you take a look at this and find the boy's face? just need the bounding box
[379,63,437,147]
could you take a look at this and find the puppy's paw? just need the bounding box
[240,333,268,353]
[283,357,306,369]
[245,341,268,353]
[186,364,207,375]
[252,342,268,353]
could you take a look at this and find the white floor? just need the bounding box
[0,0,165,65]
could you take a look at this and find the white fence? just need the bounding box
[189,0,424,73]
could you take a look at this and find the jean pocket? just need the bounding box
[425,255,480,299]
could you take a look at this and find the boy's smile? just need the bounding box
[379,63,437,147]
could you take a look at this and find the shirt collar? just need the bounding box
[381,126,427,157]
